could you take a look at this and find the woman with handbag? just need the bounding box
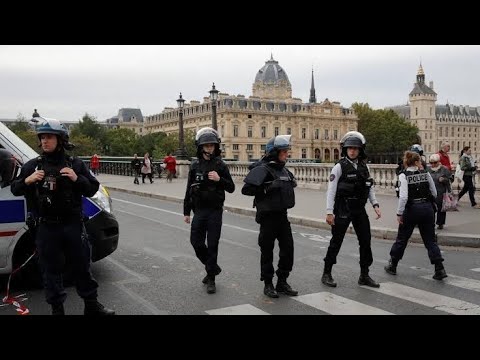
[427,154,452,230]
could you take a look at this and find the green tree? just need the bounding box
[8,113,31,133]
[352,103,419,158]
[69,134,101,156]
[152,130,196,159]
[70,113,107,147]
[15,130,39,151]
[105,128,139,156]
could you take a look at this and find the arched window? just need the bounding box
[325,149,331,162]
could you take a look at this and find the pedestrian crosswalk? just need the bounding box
[204,273,480,315]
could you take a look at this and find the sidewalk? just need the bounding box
[97,174,480,248]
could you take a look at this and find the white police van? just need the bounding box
[0,121,119,283]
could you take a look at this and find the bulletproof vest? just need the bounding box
[189,158,226,209]
[336,158,372,204]
[35,155,75,217]
[255,164,295,213]
[405,169,431,201]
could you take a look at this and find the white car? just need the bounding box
[0,121,119,284]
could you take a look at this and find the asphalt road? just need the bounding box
[2,190,480,315]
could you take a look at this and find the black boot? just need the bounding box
[384,258,398,275]
[276,278,298,296]
[84,299,115,315]
[264,281,279,298]
[51,303,65,316]
[206,276,216,294]
[358,268,380,288]
[321,263,337,287]
[202,275,209,284]
[433,262,448,280]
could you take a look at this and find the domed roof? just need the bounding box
[254,54,291,85]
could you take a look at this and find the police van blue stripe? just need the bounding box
[0,200,25,223]
[82,197,102,218]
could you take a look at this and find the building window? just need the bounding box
[274,127,279,136]
[287,127,291,135]
[324,129,329,140]
[248,114,252,119]
[275,116,279,120]
[233,155,239,160]
[233,114,238,118]
[416,107,418,116]
[221,125,224,138]
[315,129,319,140]
[247,144,253,151]
[233,144,239,150]
[261,126,266,138]
[301,148,307,159]
[302,128,306,139]
[248,126,253,138]
[439,127,442,137]
[248,154,253,161]
[233,125,239,137]
[334,130,338,140]
[261,144,266,152]
[430,107,432,116]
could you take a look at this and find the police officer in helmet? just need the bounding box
[384,151,447,280]
[183,127,235,294]
[323,131,382,288]
[0,149,19,189]
[11,117,115,315]
[242,135,298,298]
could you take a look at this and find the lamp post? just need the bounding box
[209,82,219,130]
[175,92,187,160]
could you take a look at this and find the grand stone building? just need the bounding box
[389,64,480,161]
[143,56,358,161]
[106,108,144,134]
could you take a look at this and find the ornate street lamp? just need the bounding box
[209,82,219,130]
[175,93,187,159]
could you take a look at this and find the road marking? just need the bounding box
[420,274,480,293]
[293,292,393,315]
[362,282,480,315]
[115,208,259,252]
[206,304,270,315]
[106,257,168,315]
[471,268,480,272]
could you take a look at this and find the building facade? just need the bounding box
[389,64,480,162]
[106,108,144,135]
[143,56,358,162]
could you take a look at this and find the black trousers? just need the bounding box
[458,175,477,206]
[324,208,373,269]
[190,207,223,276]
[389,202,443,264]
[435,196,446,226]
[258,212,294,281]
[142,173,153,183]
[35,220,98,305]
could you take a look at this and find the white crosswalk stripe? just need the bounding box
[206,304,270,315]
[361,282,480,315]
[471,268,480,272]
[293,292,393,315]
[420,274,480,292]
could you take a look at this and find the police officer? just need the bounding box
[384,151,447,280]
[242,135,298,298]
[395,144,426,197]
[183,127,235,294]
[323,131,382,288]
[10,117,115,315]
[0,149,19,189]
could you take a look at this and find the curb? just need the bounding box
[106,186,480,248]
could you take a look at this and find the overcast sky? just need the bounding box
[1,45,479,122]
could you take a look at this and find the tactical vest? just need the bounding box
[35,155,75,217]
[405,169,431,202]
[189,158,226,209]
[335,158,372,205]
[255,164,295,213]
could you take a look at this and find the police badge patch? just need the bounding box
[329,174,335,181]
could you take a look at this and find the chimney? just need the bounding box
[429,81,434,89]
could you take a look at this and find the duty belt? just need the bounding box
[38,215,81,224]
[411,198,429,203]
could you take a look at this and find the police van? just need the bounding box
[0,121,119,283]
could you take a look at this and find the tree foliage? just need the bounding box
[352,103,419,156]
